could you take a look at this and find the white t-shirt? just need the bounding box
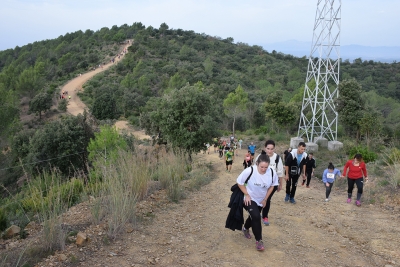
[236,166,279,206]
[254,153,284,177]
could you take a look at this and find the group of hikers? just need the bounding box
[225,139,369,251]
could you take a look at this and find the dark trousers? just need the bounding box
[325,182,334,198]
[305,169,313,186]
[286,175,299,198]
[347,177,364,200]
[262,185,277,219]
[243,201,263,241]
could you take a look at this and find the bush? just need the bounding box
[254,126,268,135]
[385,147,400,165]
[347,145,377,163]
[58,99,68,112]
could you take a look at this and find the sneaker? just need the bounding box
[325,198,329,202]
[306,186,310,188]
[256,240,265,251]
[284,194,290,202]
[290,198,296,204]
[242,228,251,239]
[346,198,351,203]
[356,200,361,206]
[301,180,305,186]
[262,217,270,226]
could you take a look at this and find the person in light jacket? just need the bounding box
[322,162,341,202]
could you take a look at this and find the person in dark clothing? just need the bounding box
[283,147,292,165]
[302,152,316,188]
[284,142,307,204]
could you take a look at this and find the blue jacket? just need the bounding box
[322,168,341,183]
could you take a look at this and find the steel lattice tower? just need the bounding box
[298,0,341,142]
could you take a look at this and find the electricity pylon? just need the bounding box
[298,0,341,142]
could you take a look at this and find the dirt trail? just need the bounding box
[61,150,400,267]
[63,41,132,116]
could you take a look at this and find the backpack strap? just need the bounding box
[244,166,253,185]
[275,154,280,165]
[271,168,274,184]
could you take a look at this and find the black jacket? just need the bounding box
[225,167,253,231]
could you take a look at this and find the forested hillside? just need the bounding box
[1,22,400,187]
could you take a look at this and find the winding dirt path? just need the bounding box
[63,41,132,116]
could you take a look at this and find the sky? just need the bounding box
[1,0,399,51]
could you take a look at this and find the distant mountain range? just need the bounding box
[259,40,400,63]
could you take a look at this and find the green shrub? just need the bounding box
[347,145,377,163]
[258,134,265,141]
[254,126,268,135]
[386,148,400,165]
[58,99,68,112]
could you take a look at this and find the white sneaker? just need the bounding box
[325,198,329,202]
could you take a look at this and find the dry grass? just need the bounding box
[89,148,152,239]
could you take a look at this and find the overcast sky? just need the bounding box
[1,0,399,51]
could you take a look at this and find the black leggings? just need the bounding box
[305,169,312,186]
[262,185,278,219]
[286,175,299,198]
[325,182,334,198]
[243,201,263,241]
[347,177,364,200]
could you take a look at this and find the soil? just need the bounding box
[4,40,400,267]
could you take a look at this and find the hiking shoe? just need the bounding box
[290,198,296,204]
[356,200,361,206]
[262,217,270,226]
[284,194,290,202]
[346,198,351,203]
[256,240,265,251]
[242,228,251,239]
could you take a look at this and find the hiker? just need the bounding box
[283,147,292,164]
[243,150,252,169]
[302,152,316,188]
[254,140,284,226]
[248,142,256,163]
[341,154,368,206]
[225,147,234,172]
[284,142,307,204]
[322,162,341,202]
[237,154,278,251]
[238,138,243,149]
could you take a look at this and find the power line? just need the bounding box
[0,151,86,172]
